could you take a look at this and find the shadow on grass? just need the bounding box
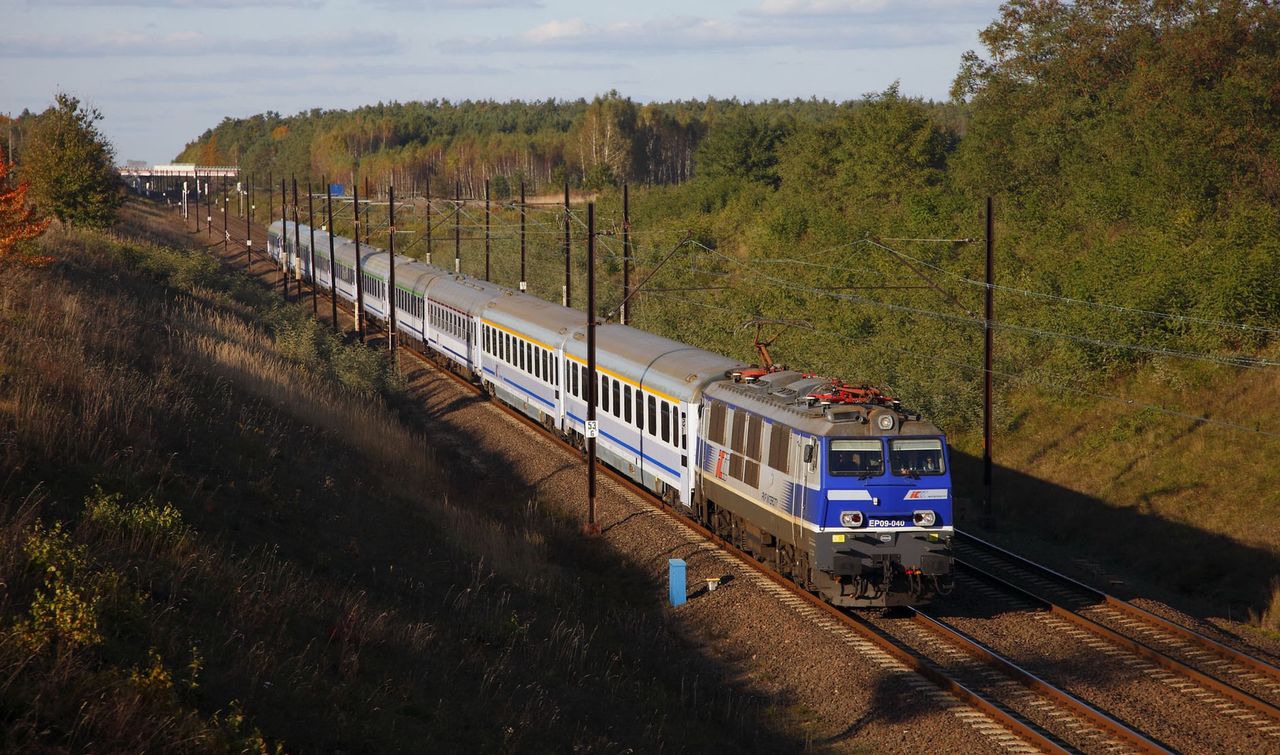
[0,206,837,753]
[950,448,1280,636]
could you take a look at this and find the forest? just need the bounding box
[173,0,1280,437]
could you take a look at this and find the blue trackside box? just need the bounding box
[330,183,345,196]
[669,559,686,606]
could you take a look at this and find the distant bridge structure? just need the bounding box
[118,163,239,179]
[119,164,244,220]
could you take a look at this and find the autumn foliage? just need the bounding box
[0,147,51,265]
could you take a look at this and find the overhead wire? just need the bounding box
[845,237,1280,338]
[688,241,1280,370]
[697,233,1280,338]
[643,291,1280,439]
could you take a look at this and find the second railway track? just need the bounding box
[955,532,1280,728]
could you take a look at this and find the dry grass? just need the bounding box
[0,209,796,752]
[1254,581,1280,636]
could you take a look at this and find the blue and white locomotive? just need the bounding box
[268,220,954,607]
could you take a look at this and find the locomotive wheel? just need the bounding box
[777,543,797,579]
[714,509,737,546]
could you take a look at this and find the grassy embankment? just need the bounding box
[0,203,802,752]
[951,363,1280,634]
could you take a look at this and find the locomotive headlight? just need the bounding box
[840,511,865,528]
[912,510,937,526]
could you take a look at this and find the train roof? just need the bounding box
[360,246,424,283]
[482,290,582,352]
[425,273,508,315]
[397,260,446,296]
[260,224,936,430]
[704,370,943,438]
[273,222,448,294]
[566,323,748,404]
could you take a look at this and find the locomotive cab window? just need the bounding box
[889,438,945,477]
[830,439,884,477]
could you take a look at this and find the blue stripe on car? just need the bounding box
[566,411,681,478]
[502,376,555,409]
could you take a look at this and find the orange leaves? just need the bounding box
[0,147,52,266]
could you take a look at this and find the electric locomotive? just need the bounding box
[697,369,953,607]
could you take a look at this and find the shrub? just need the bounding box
[15,520,104,652]
[85,485,187,543]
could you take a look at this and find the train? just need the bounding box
[267,219,954,607]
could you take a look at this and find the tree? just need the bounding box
[573,91,636,184]
[694,109,791,188]
[0,146,51,265]
[22,94,123,228]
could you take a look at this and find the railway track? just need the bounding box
[954,531,1280,739]
[412,343,1164,753]
[142,198,1275,753]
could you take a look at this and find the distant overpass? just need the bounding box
[118,163,239,178]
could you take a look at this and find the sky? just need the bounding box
[1,0,1004,166]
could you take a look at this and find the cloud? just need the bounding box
[442,14,971,55]
[30,0,323,7]
[117,60,506,86]
[364,0,542,8]
[443,16,770,55]
[0,30,400,58]
[751,0,890,15]
[746,0,996,21]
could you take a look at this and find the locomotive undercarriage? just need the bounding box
[695,483,952,608]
